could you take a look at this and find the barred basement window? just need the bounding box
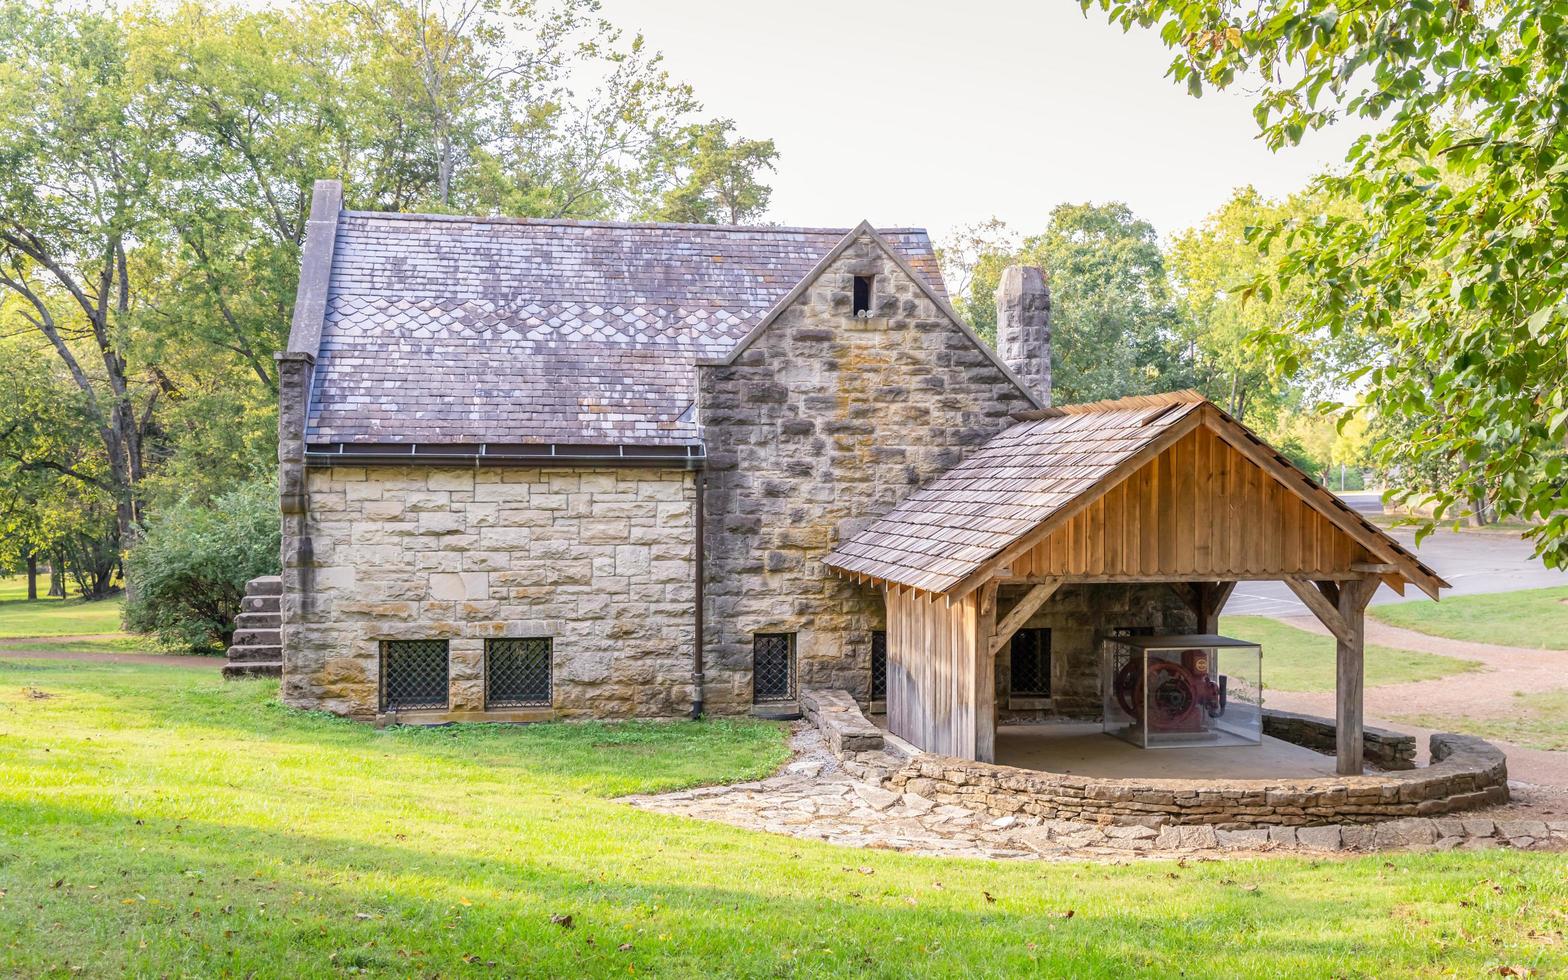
[381,640,450,711]
[852,275,873,316]
[486,637,552,708]
[1009,627,1052,697]
[869,630,887,701]
[752,632,795,703]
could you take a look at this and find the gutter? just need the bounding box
[692,468,705,719]
[303,442,706,470]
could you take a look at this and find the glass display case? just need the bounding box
[1102,634,1262,749]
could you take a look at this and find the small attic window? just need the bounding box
[852,275,873,316]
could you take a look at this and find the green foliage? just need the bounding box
[648,119,778,224]
[949,202,1196,404]
[1083,0,1568,567]
[2,661,1566,976]
[122,480,281,651]
[0,0,780,624]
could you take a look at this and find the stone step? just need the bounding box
[242,593,281,614]
[235,610,281,629]
[230,627,280,647]
[223,661,282,679]
[226,643,282,664]
[246,576,283,596]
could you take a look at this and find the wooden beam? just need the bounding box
[974,582,998,763]
[1282,575,1351,645]
[1334,577,1377,776]
[1351,561,1398,574]
[1197,581,1237,633]
[988,580,1062,656]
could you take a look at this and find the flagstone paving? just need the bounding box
[623,726,1567,861]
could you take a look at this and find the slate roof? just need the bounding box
[823,392,1447,597]
[305,211,946,446]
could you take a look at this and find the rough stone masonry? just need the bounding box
[280,464,696,719]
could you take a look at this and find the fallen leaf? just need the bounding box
[550,913,574,929]
[618,943,633,952]
[983,892,996,904]
[1498,967,1533,977]
[857,866,875,876]
[1054,910,1075,919]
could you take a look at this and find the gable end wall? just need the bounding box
[697,233,1036,712]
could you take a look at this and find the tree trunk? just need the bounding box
[48,554,64,598]
[25,551,37,601]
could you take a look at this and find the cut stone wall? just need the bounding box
[279,464,696,720]
[697,231,1036,713]
[1263,708,1417,771]
[997,584,1197,721]
[885,732,1508,827]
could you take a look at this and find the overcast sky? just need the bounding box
[604,0,1360,242]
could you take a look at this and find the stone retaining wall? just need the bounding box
[886,732,1507,827]
[1262,708,1417,771]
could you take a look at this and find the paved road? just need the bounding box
[1225,494,1567,617]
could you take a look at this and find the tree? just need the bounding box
[0,0,782,610]
[1084,0,1568,566]
[953,203,1193,404]
[650,120,778,224]
[0,2,167,550]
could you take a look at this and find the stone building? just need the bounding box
[272,179,1440,768]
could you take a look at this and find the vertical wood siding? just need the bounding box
[885,586,982,758]
[1012,426,1371,580]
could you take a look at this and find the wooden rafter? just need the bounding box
[1282,576,1351,644]
[988,579,1062,656]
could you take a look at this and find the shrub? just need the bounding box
[124,479,280,652]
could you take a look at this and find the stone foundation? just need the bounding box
[886,733,1507,827]
[800,689,1508,830]
[1263,708,1417,771]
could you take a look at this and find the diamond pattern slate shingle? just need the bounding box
[307,212,946,446]
[822,402,1207,594]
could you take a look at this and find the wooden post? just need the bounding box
[974,582,998,763]
[1333,577,1376,776]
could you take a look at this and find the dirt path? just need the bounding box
[0,635,219,669]
[1271,614,1568,795]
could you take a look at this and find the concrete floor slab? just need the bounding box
[995,722,1342,779]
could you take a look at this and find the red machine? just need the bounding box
[1114,648,1226,732]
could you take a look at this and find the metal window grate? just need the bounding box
[870,631,887,701]
[381,640,450,711]
[1010,628,1052,697]
[486,638,552,708]
[752,633,794,703]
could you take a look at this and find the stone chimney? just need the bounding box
[994,265,1052,406]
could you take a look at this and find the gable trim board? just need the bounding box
[823,395,1447,600]
[699,221,1047,410]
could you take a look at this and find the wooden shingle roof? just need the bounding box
[823,391,1448,599]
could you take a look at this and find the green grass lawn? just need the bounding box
[1370,586,1568,650]
[1,661,1565,977]
[1402,688,1568,751]
[0,573,129,639]
[1221,615,1482,693]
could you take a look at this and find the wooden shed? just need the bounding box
[824,391,1447,775]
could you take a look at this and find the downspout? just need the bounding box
[691,468,706,719]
